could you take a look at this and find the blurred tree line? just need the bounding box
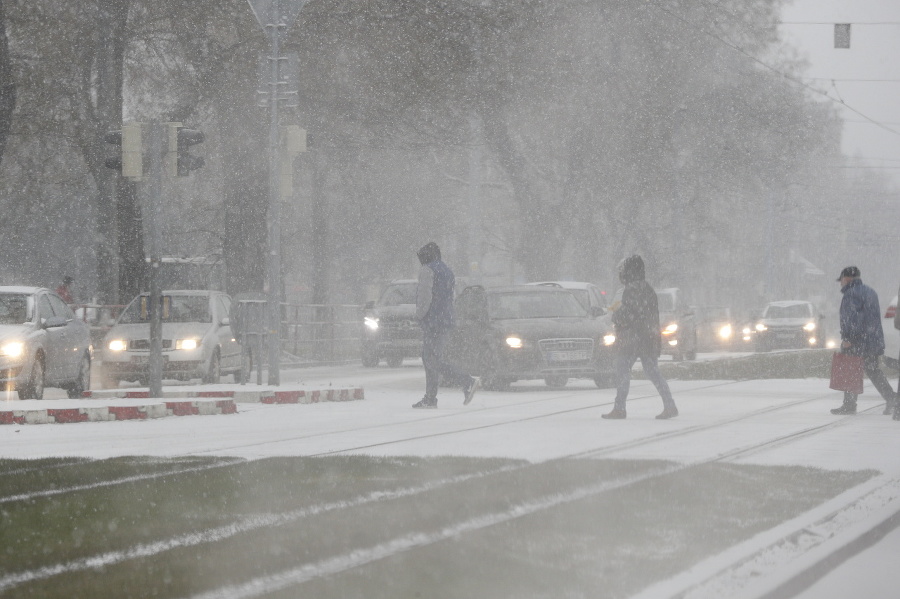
[0,0,896,312]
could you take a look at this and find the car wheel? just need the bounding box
[361,347,379,368]
[544,376,568,388]
[203,351,221,384]
[66,354,91,398]
[385,355,403,368]
[18,356,44,400]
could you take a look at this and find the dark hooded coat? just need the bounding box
[611,255,662,357]
[839,278,885,357]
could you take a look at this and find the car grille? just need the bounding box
[129,339,173,350]
[539,338,594,363]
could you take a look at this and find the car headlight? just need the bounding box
[107,339,127,352]
[755,323,767,332]
[364,316,379,331]
[175,338,199,350]
[603,334,616,346]
[0,341,24,358]
[662,323,678,335]
[803,322,816,331]
[718,324,732,340]
[505,336,523,349]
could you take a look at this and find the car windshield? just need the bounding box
[489,291,586,319]
[705,307,730,320]
[566,289,590,311]
[379,284,417,306]
[119,295,212,324]
[0,294,29,324]
[656,293,675,312]
[764,303,812,319]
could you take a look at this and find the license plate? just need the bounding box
[548,350,589,362]
[131,355,167,363]
[776,333,794,340]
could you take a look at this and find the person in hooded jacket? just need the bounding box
[831,266,897,416]
[412,242,479,409]
[602,255,679,420]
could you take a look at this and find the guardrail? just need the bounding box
[280,303,364,365]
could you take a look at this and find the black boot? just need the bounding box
[831,404,857,415]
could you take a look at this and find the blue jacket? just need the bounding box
[416,259,455,331]
[840,278,885,357]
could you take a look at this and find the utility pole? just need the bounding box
[145,121,164,398]
[246,0,308,386]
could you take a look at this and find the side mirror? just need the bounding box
[590,306,606,318]
[43,316,68,329]
[221,317,231,326]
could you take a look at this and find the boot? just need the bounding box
[884,400,895,415]
[830,404,856,415]
[412,397,437,409]
[602,407,626,420]
[656,406,679,420]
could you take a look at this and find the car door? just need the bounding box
[47,293,82,380]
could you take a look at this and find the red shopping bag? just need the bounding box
[829,352,864,394]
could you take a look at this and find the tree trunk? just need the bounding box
[0,0,15,167]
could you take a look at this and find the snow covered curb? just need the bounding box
[628,474,900,599]
[81,386,365,404]
[0,398,237,425]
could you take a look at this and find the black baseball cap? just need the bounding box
[836,266,860,281]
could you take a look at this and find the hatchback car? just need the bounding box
[445,285,616,390]
[102,290,240,386]
[695,306,737,352]
[656,288,697,361]
[752,300,824,351]
[0,286,93,399]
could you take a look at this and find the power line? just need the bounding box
[644,0,900,141]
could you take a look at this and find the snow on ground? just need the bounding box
[2,358,899,598]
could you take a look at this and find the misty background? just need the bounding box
[0,0,897,320]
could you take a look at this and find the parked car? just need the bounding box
[884,294,898,370]
[752,300,824,351]
[361,279,421,368]
[445,285,617,390]
[656,288,697,361]
[0,286,93,399]
[695,306,737,352]
[527,281,609,316]
[101,290,240,386]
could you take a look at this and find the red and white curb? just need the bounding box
[0,399,237,425]
[81,387,365,404]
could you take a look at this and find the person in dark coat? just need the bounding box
[831,266,897,415]
[602,255,678,420]
[412,242,479,409]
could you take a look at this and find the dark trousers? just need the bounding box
[843,355,897,406]
[614,349,676,411]
[422,326,473,399]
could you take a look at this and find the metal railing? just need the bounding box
[280,303,364,365]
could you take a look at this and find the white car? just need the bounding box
[0,286,93,399]
[101,290,241,387]
[885,294,898,370]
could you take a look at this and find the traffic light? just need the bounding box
[167,125,205,177]
[104,123,143,179]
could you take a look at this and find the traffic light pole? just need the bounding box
[265,5,285,386]
[146,120,164,397]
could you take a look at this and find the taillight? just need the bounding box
[886,306,896,319]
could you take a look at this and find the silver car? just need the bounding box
[0,286,93,399]
[101,290,241,386]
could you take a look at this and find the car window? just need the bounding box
[119,295,212,323]
[48,294,75,320]
[216,297,230,322]
[489,291,586,320]
[37,295,54,321]
[379,284,417,306]
[764,304,812,318]
[0,294,29,324]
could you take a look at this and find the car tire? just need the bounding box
[18,356,44,400]
[66,354,91,398]
[203,351,221,384]
[385,355,403,368]
[544,376,568,388]
[361,348,379,368]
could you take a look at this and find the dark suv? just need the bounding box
[361,280,421,367]
[656,288,697,361]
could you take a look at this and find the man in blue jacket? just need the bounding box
[412,242,479,409]
[832,266,898,415]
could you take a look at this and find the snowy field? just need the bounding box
[2,358,899,598]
